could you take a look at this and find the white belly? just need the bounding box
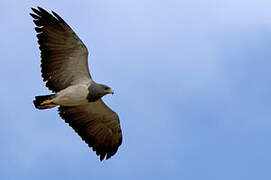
[53,83,90,106]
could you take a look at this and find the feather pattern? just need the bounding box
[58,100,122,161]
[30,7,91,92]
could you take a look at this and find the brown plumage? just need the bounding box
[30,7,122,161]
[30,7,91,92]
[58,101,122,161]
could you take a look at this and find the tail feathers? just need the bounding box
[33,94,57,110]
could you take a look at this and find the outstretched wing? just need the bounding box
[58,100,122,161]
[30,7,92,92]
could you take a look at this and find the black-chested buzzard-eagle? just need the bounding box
[30,7,122,161]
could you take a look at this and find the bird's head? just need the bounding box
[101,84,114,95]
[87,83,114,102]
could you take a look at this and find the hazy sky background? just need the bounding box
[1,0,271,179]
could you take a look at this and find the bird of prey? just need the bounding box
[30,7,122,161]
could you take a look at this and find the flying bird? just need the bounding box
[30,7,122,161]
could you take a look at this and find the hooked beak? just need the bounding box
[107,88,114,95]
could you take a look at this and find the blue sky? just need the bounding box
[1,0,271,179]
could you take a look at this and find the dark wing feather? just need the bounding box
[58,100,122,161]
[30,7,91,92]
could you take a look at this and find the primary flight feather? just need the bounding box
[30,7,122,161]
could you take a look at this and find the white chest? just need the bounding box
[53,83,90,106]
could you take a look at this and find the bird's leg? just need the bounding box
[41,99,54,105]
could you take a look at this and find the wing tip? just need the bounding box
[97,139,122,161]
[30,7,37,12]
[29,13,39,19]
[37,6,44,11]
[31,7,41,15]
[58,106,122,162]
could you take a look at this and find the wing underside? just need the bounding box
[30,7,92,92]
[58,100,122,161]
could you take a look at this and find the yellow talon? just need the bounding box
[41,99,54,105]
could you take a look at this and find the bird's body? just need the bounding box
[44,82,91,107]
[30,7,122,161]
[54,82,90,106]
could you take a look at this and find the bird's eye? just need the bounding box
[105,87,110,90]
